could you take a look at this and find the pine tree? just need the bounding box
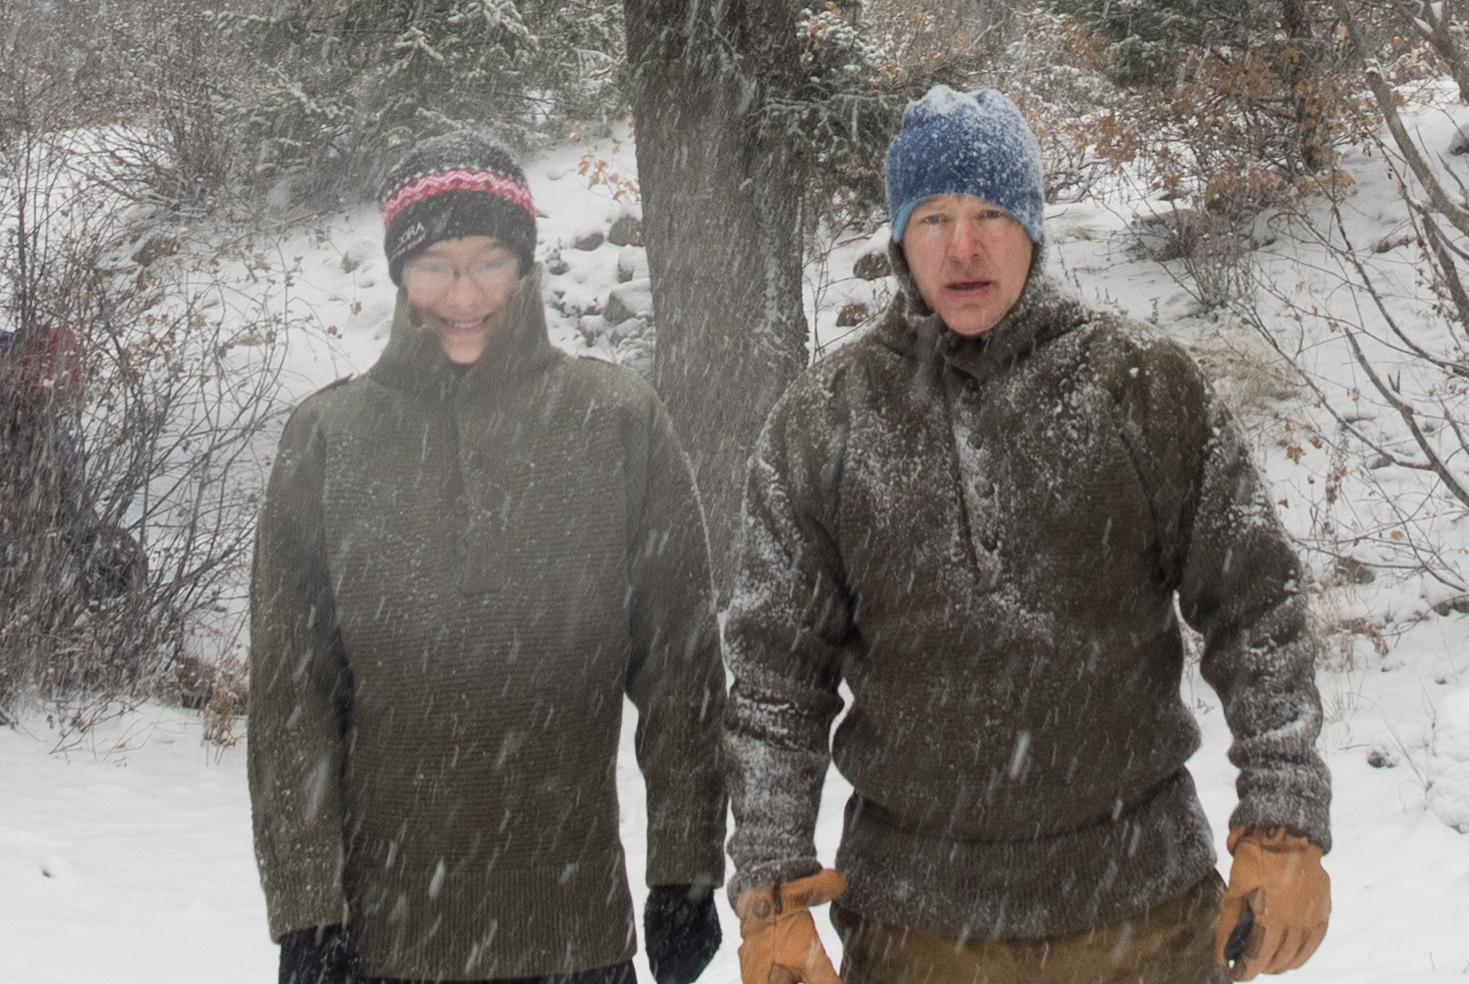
[223,0,624,204]
[1044,0,1259,87]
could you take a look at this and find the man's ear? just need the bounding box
[886,238,912,282]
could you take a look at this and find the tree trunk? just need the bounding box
[1282,0,1328,172]
[1413,0,1469,104]
[625,0,809,599]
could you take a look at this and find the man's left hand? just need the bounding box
[1217,826,1330,980]
[646,883,722,984]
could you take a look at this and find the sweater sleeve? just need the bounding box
[247,401,351,940]
[1125,337,1331,853]
[623,395,728,888]
[722,372,853,904]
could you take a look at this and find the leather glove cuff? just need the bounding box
[736,869,847,923]
[1227,825,1322,856]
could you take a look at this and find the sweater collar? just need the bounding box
[874,241,1087,384]
[368,264,559,401]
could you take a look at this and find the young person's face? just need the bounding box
[903,194,1034,337]
[403,236,521,364]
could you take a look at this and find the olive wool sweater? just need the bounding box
[249,270,726,981]
[724,256,1330,939]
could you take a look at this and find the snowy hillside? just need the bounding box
[4,101,1469,984]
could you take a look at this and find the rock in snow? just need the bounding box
[616,246,648,283]
[853,249,891,281]
[604,278,653,325]
[608,210,643,247]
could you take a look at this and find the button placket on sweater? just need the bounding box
[439,374,480,576]
[946,368,1004,586]
[444,420,471,566]
[451,378,541,595]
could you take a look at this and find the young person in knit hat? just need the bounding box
[722,86,1332,984]
[249,131,727,984]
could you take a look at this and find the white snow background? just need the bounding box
[4,99,1469,982]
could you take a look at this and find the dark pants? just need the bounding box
[832,873,1230,984]
[357,960,637,984]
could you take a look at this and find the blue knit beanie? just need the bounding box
[885,86,1044,244]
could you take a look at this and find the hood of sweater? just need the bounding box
[875,239,1089,385]
[367,263,559,402]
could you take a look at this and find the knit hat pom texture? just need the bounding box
[885,86,1044,245]
[379,131,537,285]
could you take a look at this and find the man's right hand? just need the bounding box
[735,869,847,984]
[278,924,353,984]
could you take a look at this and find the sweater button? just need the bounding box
[967,432,983,449]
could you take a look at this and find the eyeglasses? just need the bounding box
[403,256,520,293]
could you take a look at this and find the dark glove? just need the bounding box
[645,883,722,984]
[279,924,353,984]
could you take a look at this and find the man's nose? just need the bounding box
[949,219,983,257]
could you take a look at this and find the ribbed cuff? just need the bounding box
[262,854,346,943]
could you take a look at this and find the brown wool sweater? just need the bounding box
[724,259,1330,939]
[249,270,726,981]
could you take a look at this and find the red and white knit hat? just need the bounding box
[378,132,537,285]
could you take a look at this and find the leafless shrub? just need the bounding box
[109,6,236,214]
[1183,227,1257,310]
[1122,207,1259,309]
[201,652,249,747]
[1,0,243,212]
[2,85,293,729]
[989,13,1128,205]
[862,0,1019,74]
[1220,12,1469,603]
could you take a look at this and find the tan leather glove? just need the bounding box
[1216,826,1331,981]
[736,869,848,984]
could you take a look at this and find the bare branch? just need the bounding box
[1408,0,1469,103]
[1338,321,1469,510]
[1327,197,1469,377]
[1334,0,1469,237]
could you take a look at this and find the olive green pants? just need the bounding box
[832,872,1231,984]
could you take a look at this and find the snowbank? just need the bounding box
[1428,689,1469,833]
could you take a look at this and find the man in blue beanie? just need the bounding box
[722,86,1332,984]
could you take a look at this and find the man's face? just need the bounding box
[404,235,521,365]
[903,194,1035,337]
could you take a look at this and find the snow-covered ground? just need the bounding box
[4,103,1469,982]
